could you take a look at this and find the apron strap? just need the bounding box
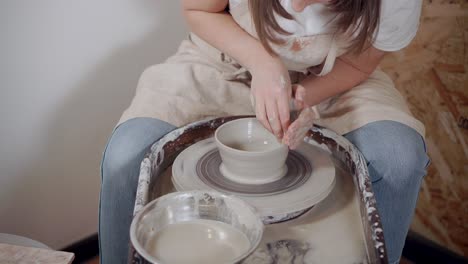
[315,37,338,76]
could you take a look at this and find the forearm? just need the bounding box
[298,59,368,106]
[299,47,386,106]
[182,1,274,70]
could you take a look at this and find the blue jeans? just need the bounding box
[99,118,429,264]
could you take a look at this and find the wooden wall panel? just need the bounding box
[380,0,467,256]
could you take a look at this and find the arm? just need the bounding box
[299,45,387,107]
[182,0,272,71]
[182,0,294,138]
[284,45,386,149]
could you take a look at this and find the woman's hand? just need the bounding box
[283,84,320,149]
[250,57,292,139]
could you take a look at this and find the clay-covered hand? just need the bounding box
[282,84,320,149]
[250,57,292,139]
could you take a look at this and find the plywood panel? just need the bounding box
[380,0,468,256]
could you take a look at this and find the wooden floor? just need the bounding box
[380,0,468,257]
[84,257,99,264]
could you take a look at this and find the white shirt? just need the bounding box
[229,0,423,51]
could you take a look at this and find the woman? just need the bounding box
[99,0,429,263]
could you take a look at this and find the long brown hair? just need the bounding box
[249,0,381,55]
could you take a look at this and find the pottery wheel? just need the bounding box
[197,149,312,196]
[172,138,336,223]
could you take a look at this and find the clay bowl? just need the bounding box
[214,118,289,185]
[130,191,264,264]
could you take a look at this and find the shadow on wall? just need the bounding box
[6,1,188,248]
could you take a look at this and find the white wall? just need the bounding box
[0,0,187,249]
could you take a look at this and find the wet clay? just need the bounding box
[146,219,251,264]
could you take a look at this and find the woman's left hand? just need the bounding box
[282,84,320,149]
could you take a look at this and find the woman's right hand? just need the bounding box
[250,57,292,140]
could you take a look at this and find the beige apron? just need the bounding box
[119,1,425,137]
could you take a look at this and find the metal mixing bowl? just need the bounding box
[130,191,264,264]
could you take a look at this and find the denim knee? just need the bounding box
[345,121,429,184]
[101,118,176,188]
